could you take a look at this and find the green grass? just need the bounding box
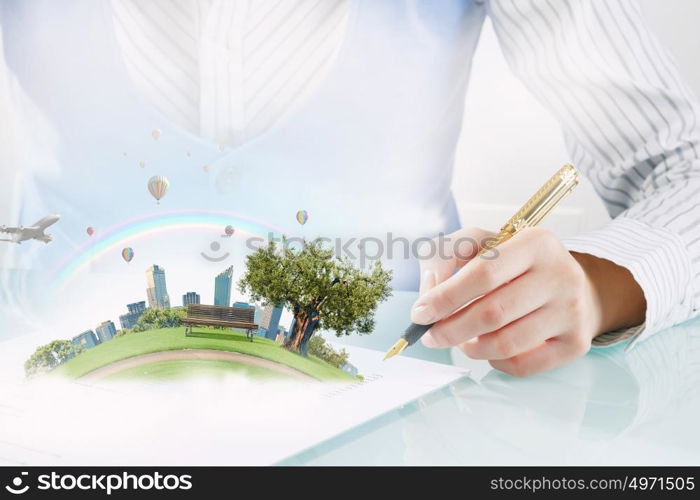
[54,327,354,381]
[103,359,290,381]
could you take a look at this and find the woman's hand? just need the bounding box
[413,227,646,377]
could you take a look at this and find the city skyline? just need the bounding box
[260,304,283,341]
[95,320,117,343]
[214,266,234,307]
[66,263,288,350]
[146,264,171,310]
[71,329,98,349]
[119,301,147,330]
[183,291,201,307]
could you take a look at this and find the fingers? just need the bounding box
[458,306,556,360]
[417,227,496,297]
[418,268,438,297]
[488,336,591,378]
[412,226,597,377]
[412,232,539,324]
[423,272,551,347]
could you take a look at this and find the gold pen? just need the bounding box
[384,164,580,360]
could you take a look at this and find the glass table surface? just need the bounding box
[280,302,700,466]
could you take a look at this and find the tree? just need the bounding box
[239,238,392,355]
[307,335,350,368]
[24,340,84,378]
[136,307,186,330]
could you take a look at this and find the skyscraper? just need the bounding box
[254,305,265,336]
[233,301,255,310]
[214,266,234,306]
[146,265,170,309]
[261,304,283,340]
[254,305,264,326]
[183,292,201,307]
[95,320,117,343]
[119,301,147,330]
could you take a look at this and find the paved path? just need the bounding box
[80,349,318,381]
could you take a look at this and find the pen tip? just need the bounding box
[383,338,408,361]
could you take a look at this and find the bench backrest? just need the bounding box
[187,304,255,324]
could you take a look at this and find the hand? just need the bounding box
[413,227,646,377]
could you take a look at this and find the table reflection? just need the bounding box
[285,317,700,465]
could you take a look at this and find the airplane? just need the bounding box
[0,214,60,244]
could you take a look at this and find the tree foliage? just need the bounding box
[239,238,392,353]
[24,340,84,378]
[307,335,350,368]
[135,308,186,331]
[116,308,185,337]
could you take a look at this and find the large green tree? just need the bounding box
[24,340,84,378]
[239,238,392,355]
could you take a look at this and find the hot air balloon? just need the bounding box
[225,225,235,237]
[121,247,134,263]
[148,175,170,204]
[139,160,145,169]
[86,227,95,237]
[203,165,210,173]
[296,210,309,226]
[151,128,162,140]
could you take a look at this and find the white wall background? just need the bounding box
[0,27,16,263]
[452,0,700,238]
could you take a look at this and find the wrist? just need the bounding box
[571,251,646,336]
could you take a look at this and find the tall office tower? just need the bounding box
[232,301,255,311]
[71,330,99,349]
[253,305,265,337]
[261,304,283,341]
[119,301,147,330]
[183,292,201,307]
[254,305,264,326]
[146,264,171,309]
[214,266,234,306]
[95,320,117,343]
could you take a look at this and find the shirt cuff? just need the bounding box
[561,217,694,350]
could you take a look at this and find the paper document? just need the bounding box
[0,344,468,465]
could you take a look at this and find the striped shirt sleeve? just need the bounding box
[486,0,700,348]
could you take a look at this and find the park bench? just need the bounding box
[182,304,258,341]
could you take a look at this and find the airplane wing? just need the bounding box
[30,215,60,230]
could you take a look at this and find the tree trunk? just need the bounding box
[284,307,320,354]
[298,313,321,356]
[284,310,307,351]
[298,322,319,356]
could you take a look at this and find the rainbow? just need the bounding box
[49,210,289,290]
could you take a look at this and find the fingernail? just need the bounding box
[421,331,438,348]
[419,269,437,296]
[411,302,435,324]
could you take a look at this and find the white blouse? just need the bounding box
[111,0,350,148]
[6,0,700,349]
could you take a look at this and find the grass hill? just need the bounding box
[54,327,354,382]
